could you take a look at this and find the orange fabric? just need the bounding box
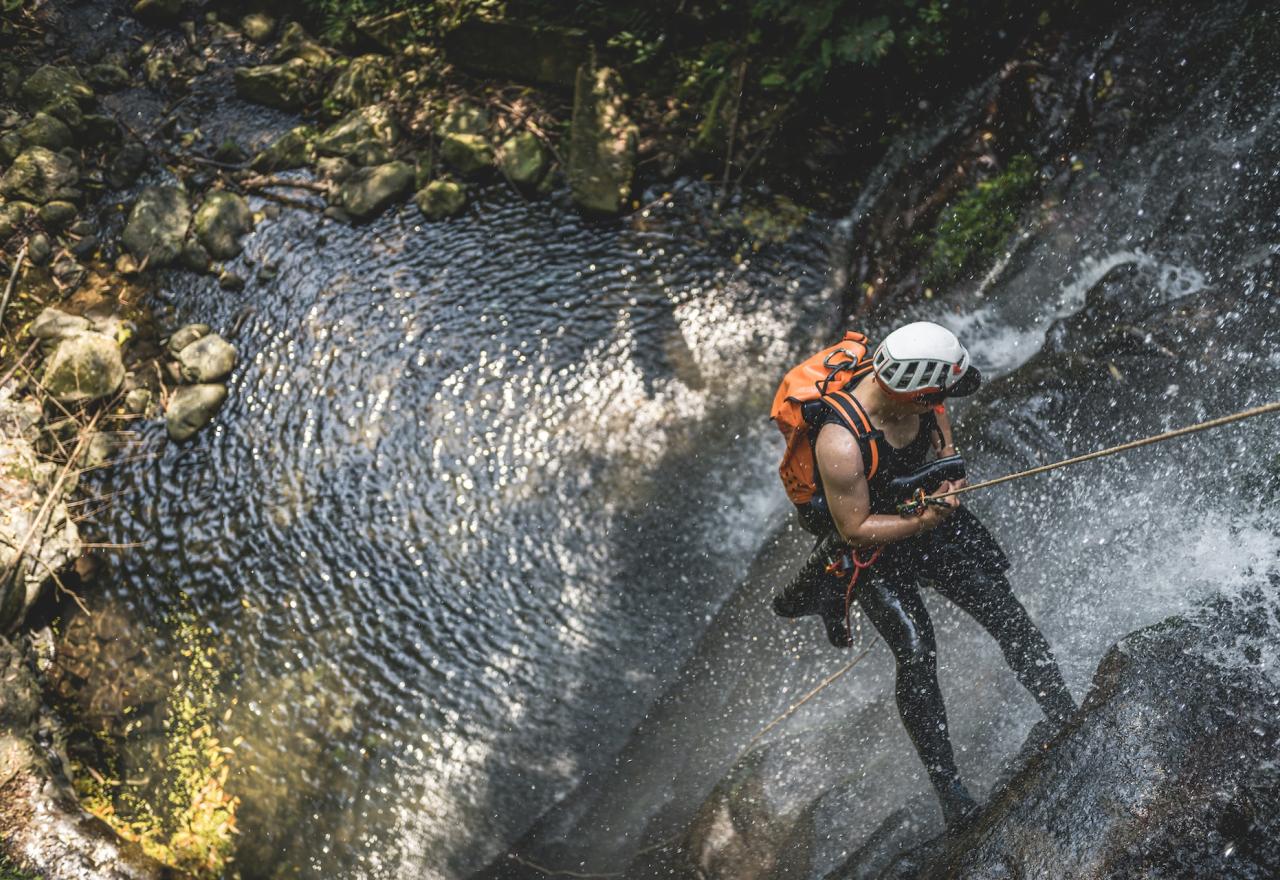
[771,331,876,505]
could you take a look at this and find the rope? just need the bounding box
[930,399,1280,504]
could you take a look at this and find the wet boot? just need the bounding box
[935,777,980,834]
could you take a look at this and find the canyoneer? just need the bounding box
[770,321,1076,830]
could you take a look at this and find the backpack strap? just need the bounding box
[819,388,884,481]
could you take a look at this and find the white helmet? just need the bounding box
[872,322,981,397]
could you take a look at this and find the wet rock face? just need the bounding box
[893,606,1280,880]
[165,383,228,441]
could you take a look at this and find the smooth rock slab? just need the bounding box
[41,332,124,403]
[166,383,228,441]
[175,333,237,383]
[122,185,191,268]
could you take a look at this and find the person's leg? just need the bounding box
[936,569,1076,724]
[855,575,978,828]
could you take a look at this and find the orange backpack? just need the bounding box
[771,330,883,506]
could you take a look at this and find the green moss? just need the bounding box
[922,153,1039,285]
[74,615,238,878]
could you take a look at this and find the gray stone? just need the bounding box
[193,190,253,260]
[166,323,210,357]
[440,132,492,176]
[36,200,76,230]
[568,66,637,214]
[19,65,95,111]
[26,233,51,265]
[106,141,149,188]
[0,147,78,205]
[132,0,183,24]
[86,63,131,92]
[19,112,73,151]
[326,55,393,116]
[30,308,90,343]
[349,141,392,166]
[233,59,316,111]
[336,160,413,221]
[175,333,236,383]
[497,131,550,186]
[218,270,246,291]
[122,185,190,268]
[166,383,227,440]
[272,22,332,68]
[124,387,153,415]
[42,332,125,402]
[240,12,275,44]
[414,180,466,220]
[316,156,355,183]
[249,124,315,172]
[314,104,401,159]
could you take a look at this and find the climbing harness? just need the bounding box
[826,546,883,649]
[897,400,1280,515]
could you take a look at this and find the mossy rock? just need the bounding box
[86,63,130,92]
[440,132,492,176]
[355,10,413,52]
[19,65,95,111]
[497,131,550,186]
[414,180,465,220]
[233,59,315,111]
[18,113,73,151]
[0,201,35,240]
[567,66,637,214]
[42,333,125,403]
[37,200,77,230]
[314,104,401,159]
[326,55,393,117]
[272,22,332,68]
[0,147,78,205]
[249,125,315,172]
[193,190,253,260]
[336,160,413,221]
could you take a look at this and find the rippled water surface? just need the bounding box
[88,187,837,877]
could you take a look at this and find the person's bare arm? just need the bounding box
[815,424,956,549]
[932,406,957,456]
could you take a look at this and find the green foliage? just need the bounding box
[750,0,973,93]
[0,852,38,880]
[922,153,1040,285]
[297,0,496,45]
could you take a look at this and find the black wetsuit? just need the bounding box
[773,403,1075,825]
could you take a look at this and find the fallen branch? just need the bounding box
[0,240,29,332]
[240,174,331,193]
